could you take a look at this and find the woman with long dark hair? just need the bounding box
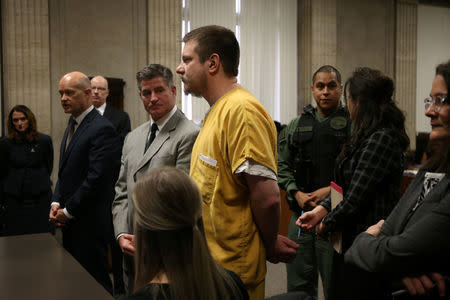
[344,60,450,299]
[123,166,248,300]
[297,67,410,299]
[0,105,53,235]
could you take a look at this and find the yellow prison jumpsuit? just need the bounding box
[190,87,278,300]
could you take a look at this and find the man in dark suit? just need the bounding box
[91,74,129,296]
[91,75,131,142]
[49,71,121,295]
[112,64,199,294]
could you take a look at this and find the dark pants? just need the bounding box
[110,240,125,295]
[286,213,334,300]
[5,192,52,236]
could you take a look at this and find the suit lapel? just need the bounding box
[133,109,181,177]
[59,110,97,171]
[60,124,70,167]
[103,105,112,119]
[398,172,450,232]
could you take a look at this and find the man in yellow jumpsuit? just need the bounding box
[176,25,298,300]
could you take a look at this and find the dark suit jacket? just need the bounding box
[103,104,131,144]
[345,170,450,275]
[0,133,53,198]
[53,109,121,239]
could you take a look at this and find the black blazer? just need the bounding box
[0,133,53,197]
[103,104,131,143]
[53,109,121,238]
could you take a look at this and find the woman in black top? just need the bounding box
[0,105,53,235]
[122,166,248,300]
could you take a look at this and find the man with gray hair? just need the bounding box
[112,64,199,293]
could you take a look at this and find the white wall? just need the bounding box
[416,4,450,134]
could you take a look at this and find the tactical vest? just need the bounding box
[291,105,350,193]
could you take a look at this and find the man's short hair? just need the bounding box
[136,64,174,90]
[312,65,342,85]
[182,25,240,77]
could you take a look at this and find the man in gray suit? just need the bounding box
[112,64,199,293]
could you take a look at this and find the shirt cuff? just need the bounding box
[63,208,74,219]
[116,233,128,241]
[235,159,277,180]
[51,202,60,208]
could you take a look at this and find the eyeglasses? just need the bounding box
[92,87,107,92]
[424,94,448,112]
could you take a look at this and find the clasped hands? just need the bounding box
[48,204,70,226]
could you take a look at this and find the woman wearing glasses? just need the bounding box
[345,60,450,299]
[0,105,53,235]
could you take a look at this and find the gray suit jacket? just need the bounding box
[345,170,450,275]
[112,109,199,237]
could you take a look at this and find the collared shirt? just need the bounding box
[73,105,94,133]
[147,105,177,141]
[96,102,106,116]
[52,105,95,218]
[117,105,178,242]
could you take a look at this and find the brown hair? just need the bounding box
[132,167,245,300]
[342,67,409,157]
[183,25,240,77]
[7,105,39,143]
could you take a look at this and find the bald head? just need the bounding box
[58,71,92,117]
[91,75,110,108]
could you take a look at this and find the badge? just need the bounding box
[330,117,347,130]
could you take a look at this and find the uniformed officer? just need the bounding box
[277,65,350,299]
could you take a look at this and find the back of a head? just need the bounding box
[132,167,245,300]
[183,25,240,77]
[132,166,200,232]
[345,67,394,107]
[344,67,409,151]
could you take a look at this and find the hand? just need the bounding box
[118,234,135,257]
[365,220,384,237]
[267,234,298,264]
[54,209,69,226]
[296,205,328,231]
[310,186,331,206]
[294,191,313,210]
[49,204,58,222]
[402,273,446,297]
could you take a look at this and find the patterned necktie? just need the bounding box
[144,123,158,153]
[65,117,77,151]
